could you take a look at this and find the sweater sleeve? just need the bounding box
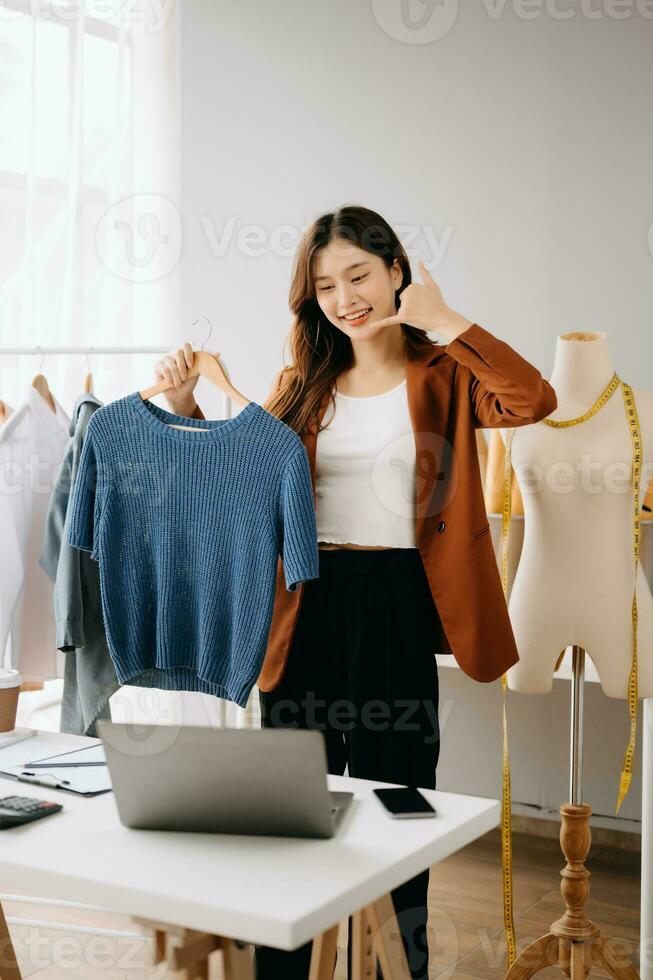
[66,423,101,558]
[39,442,72,582]
[445,323,557,428]
[279,447,320,592]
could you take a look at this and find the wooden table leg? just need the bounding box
[310,890,414,980]
[190,959,209,980]
[132,917,255,979]
[221,939,254,980]
[351,907,375,980]
[0,902,21,980]
[135,890,413,980]
[367,893,411,980]
[153,928,167,964]
[309,923,339,980]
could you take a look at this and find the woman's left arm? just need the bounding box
[443,318,558,429]
[374,260,557,428]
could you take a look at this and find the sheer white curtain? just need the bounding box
[0,1,260,730]
[0,0,181,402]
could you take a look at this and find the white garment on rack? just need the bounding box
[315,379,417,548]
[0,504,24,669]
[0,386,70,680]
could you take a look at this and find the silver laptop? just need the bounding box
[97,721,354,839]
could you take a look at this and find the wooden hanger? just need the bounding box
[83,351,94,395]
[139,349,251,409]
[139,321,251,423]
[31,373,56,414]
[31,350,56,414]
[0,399,10,423]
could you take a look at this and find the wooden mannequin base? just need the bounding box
[504,803,640,979]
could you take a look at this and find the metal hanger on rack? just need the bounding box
[138,318,251,409]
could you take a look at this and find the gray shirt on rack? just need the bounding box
[39,392,120,736]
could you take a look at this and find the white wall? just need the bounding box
[177,0,653,828]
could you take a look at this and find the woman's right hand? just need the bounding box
[154,342,199,412]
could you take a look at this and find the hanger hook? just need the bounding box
[35,345,46,373]
[85,348,92,374]
[191,317,213,352]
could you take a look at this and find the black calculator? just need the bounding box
[0,795,63,829]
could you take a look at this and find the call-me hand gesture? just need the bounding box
[373,260,472,344]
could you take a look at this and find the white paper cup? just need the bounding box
[0,669,22,732]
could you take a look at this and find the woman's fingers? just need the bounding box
[155,344,195,388]
[154,352,172,384]
[372,313,403,329]
[418,259,436,287]
[174,348,189,383]
[163,353,183,388]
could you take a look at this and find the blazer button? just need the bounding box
[437,520,446,533]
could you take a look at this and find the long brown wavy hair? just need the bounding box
[264,204,439,436]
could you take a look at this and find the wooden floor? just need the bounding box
[2,827,641,978]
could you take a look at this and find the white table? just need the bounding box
[0,730,500,979]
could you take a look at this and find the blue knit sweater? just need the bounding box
[66,392,320,707]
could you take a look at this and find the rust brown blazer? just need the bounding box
[193,323,557,689]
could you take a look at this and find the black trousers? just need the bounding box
[256,547,442,980]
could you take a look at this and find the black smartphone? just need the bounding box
[373,787,437,819]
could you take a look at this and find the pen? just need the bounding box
[25,762,106,769]
[19,772,70,786]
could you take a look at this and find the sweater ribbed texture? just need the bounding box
[65,393,320,708]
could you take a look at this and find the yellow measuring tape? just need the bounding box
[500,431,517,968]
[499,372,642,967]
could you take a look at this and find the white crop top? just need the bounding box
[315,379,417,548]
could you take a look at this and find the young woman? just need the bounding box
[154,204,557,980]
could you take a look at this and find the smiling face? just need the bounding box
[312,238,403,341]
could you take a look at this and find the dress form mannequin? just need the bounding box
[503,331,653,699]
[498,332,649,980]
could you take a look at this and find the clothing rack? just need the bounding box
[0,345,234,414]
[0,346,232,401]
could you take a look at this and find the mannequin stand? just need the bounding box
[505,646,641,979]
